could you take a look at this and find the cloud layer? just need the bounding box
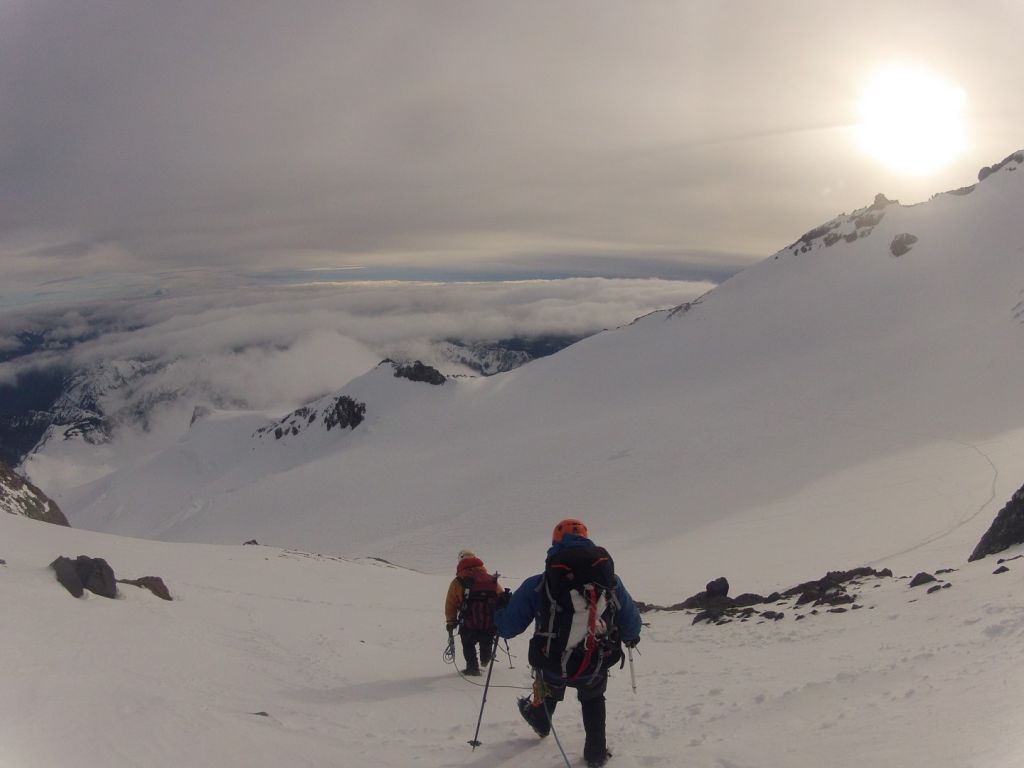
[3,1,1022,301]
[1,278,713,408]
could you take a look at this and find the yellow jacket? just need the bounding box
[444,557,502,626]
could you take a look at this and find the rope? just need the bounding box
[442,635,532,691]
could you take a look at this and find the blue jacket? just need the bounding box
[494,534,642,643]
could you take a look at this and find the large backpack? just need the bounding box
[459,571,499,632]
[528,545,622,682]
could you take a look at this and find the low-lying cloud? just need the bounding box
[2,278,712,412]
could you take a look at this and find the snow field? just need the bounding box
[4,512,1024,768]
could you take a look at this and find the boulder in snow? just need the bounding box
[51,555,118,599]
[909,572,937,588]
[118,576,172,601]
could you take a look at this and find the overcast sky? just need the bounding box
[2,1,1023,308]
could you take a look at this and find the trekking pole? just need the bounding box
[504,638,515,669]
[627,646,637,694]
[467,635,502,749]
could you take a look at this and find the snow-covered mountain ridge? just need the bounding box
[46,150,1024,601]
[0,461,68,525]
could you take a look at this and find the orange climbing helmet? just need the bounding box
[552,518,588,543]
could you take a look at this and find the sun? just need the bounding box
[856,66,967,176]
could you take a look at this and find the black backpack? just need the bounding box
[459,571,499,632]
[528,545,622,682]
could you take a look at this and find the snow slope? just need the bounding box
[3,511,1024,768]
[50,156,1024,602]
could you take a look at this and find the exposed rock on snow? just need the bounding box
[969,482,1024,561]
[0,462,69,526]
[390,360,446,385]
[890,233,919,256]
[118,576,172,601]
[788,193,895,254]
[50,555,118,599]
[255,394,366,441]
[648,567,894,626]
[978,150,1024,181]
[909,572,937,587]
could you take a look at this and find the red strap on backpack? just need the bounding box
[567,585,599,682]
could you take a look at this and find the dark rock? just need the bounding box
[926,585,943,594]
[0,461,70,526]
[732,593,767,607]
[0,558,5,565]
[942,583,952,589]
[969,483,1024,561]
[671,591,735,612]
[869,193,894,211]
[51,555,117,598]
[828,607,848,613]
[706,577,729,598]
[854,211,883,229]
[51,556,84,597]
[323,395,366,431]
[978,150,1024,181]
[392,360,446,386]
[118,576,172,601]
[243,539,259,546]
[935,568,959,574]
[890,233,918,257]
[692,609,724,625]
[909,572,937,588]
[761,611,784,621]
[997,555,1023,564]
[993,566,1010,575]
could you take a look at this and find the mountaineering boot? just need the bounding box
[582,694,608,766]
[462,665,481,676]
[517,696,551,738]
[479,641,492,667]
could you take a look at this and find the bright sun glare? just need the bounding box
[857,66,967,176]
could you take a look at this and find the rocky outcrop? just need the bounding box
[978,150,1024,182]
[255,394,366,441]
[118,576,172,601]
[0,462,69,526]
[390,360,446,385]
[641,566,893,625]
[51,556,118,599]
[909,571,937,588]
[51,556,173,601]
[890,233,918,257]
[969,482,1024,561]
[787,194,896,256]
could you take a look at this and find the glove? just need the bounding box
[497,588,512,609]
[624,637,639,649]
[446,621,458,632]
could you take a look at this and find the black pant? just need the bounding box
[460,628,495,670]
[532,672,608,761]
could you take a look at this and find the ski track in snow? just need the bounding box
[869,438,1000,566]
